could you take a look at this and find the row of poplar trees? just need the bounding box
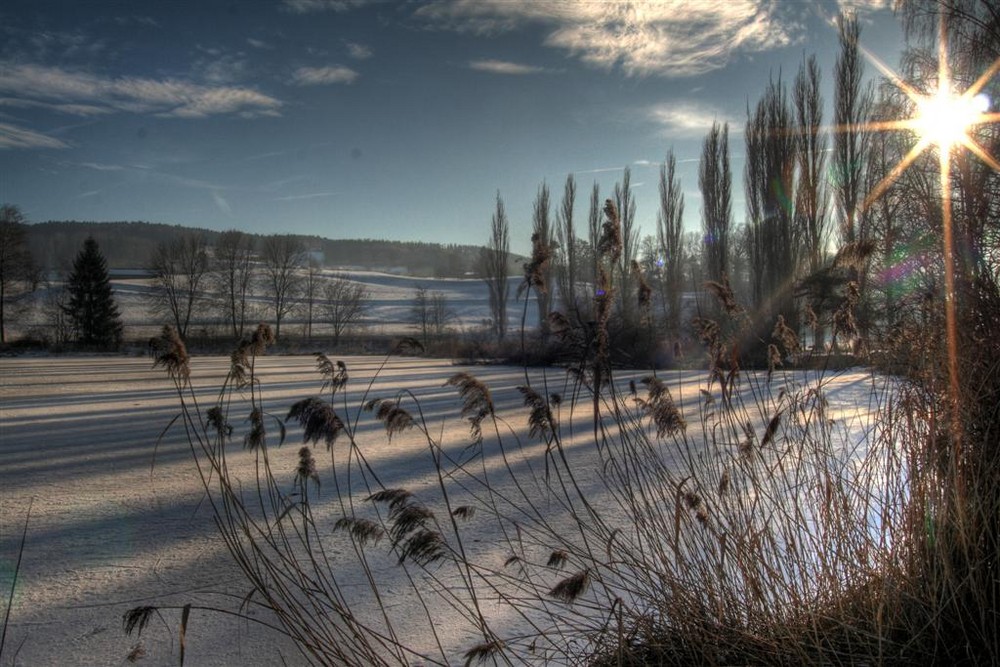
[481,14,892,363]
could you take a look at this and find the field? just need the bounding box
[0,353,885,665]
[17,269,523,344]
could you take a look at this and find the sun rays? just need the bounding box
[847,11,1000,449]
[855,17,1000,211]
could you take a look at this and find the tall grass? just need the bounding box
[128,203,997,665]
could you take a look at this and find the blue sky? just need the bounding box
[1,1,903,254]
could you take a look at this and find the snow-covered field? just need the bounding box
[0,354,884,665]
[18,269,529,341]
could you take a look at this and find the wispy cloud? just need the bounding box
[282,0,372,14]
[648,101,737,137]
[247,37,273,50]
[417,1,797,77]
[573,165,628,175]
[468,59,546,75]
[272,191,339,201]
[346,42,373,60]
[79,161,125,171]
[292,65,359,85]
[0,121,70,150]
[0,96,111,116]
[212,190,233,216]
[0,63,283,118]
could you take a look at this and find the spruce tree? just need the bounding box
[64,237,123,349]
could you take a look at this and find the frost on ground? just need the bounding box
[0,355,886,665]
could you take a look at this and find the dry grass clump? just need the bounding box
[128,230,998,666]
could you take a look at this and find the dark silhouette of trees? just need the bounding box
[261,234,305,339]
[0,204,36,343]
[148,232,210,339]
[64,237,122,349]
[481,192,511,343]
[213,229,256,340]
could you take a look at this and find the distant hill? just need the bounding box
[25,221,516,278]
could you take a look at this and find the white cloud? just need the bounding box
[648,101,736,137]
[292,65,359,85]
[0,122,69,150]
[837,0,893,12]
[0,63,283,118]
[417,1,797,77]
[468,59,545,75]
[193,53,248,85]
[247,38,273,50]
[346,42,373,60]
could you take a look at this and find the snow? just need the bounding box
[15,269,530,341]
[0,354,886,665]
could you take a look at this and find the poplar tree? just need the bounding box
[699,121,732,286]
[657,151,685,336]
[482,192,510,343]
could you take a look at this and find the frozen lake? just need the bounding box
[0,354,886,665]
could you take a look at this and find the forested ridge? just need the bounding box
[25,220,493,277]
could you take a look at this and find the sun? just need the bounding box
[912,87,991,154]
[850,12,1000,450]
[858,42,1000,210]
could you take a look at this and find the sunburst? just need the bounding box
[851,12,1000,448]
[858,27,1000,210]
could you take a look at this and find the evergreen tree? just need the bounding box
[64,237,123,349]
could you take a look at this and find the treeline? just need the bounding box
[25,221,493,277]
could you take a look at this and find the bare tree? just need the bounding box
[430,290,452,336]
[0,204,36,343]
[302,257,323,340]
[699,122,732,286]
[586,182,601,316]
[261,234,305,339]
[481,192,511,343]
[745,76,799,335]
[555,174,582,323]
[794,54,830,349]
[527,183,554,338]
[412,285,451,346]
[614,168,640,326]
[213,229,256,340]
[148,232,210,339]
[657,151,685,336]
[323,273,368,345]
[834,13,873,246]
[412,285,431,347]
